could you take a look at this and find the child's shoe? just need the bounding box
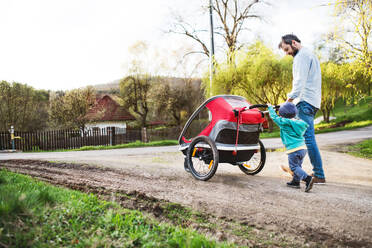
[304,176,314,192]
[286,180,300,189]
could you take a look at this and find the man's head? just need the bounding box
[279,102,298,119]
[278,34,301,57]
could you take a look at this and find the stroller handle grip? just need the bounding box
[249,104,280,110]
[249,104,268,109]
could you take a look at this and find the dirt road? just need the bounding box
[1,127,372,247]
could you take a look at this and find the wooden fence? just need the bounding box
[146,126,181,142]
[0,127,141,151]
[0,126,180,152]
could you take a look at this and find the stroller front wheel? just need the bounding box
[186,135,219,181]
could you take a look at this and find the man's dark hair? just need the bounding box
[278,34,301,49]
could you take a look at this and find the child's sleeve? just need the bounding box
[268,105,285,127]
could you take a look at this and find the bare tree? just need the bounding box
[169,0,267,62]
[331,0,372,94]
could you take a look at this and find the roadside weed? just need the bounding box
[348,139,372,159]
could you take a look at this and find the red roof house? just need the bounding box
[84,95,135,131]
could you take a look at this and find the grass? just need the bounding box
[28,140,178,152]
[347,139,372,159]
[75,140,178,151]
[111,191,292,247]
[0,169,235,247]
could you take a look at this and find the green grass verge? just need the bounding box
[315,96,372,132]
[332,96,372,120]
[28,140,178,152]
[0,169,234,247]
[75,140,178,151]
[347,139,372,159]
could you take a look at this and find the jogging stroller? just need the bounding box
[178,95,269,181]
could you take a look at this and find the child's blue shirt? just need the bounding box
[268,106,309,151]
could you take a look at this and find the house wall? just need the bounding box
[85,122,127,134]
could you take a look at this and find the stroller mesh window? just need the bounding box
[224,97,250,109]
[183,107,210,140]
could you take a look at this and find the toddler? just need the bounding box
[268,102,314,192]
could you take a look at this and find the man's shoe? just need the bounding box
[305,176,314,192]
[311,174,326,184]
[286,180,300,189]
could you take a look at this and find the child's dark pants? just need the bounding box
[288,149,308,182]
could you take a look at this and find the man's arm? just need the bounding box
[287,53,311,101]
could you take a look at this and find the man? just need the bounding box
[278,34,326,184]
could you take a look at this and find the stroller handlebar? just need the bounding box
[233,104,280,118]
[248,104,268,109]
[248,104,280,110]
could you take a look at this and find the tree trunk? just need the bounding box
[264,113,274,133]
[322,108,330,123]
[141,111,148,128]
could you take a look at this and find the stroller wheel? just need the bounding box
[186,135,219,181]
[238,139,266,175]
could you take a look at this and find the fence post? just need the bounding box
[9,126,15,151]
[108,127,115,146]
[111,127,116,146]
[141,127,148,143]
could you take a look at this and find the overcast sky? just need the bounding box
[0,0,334,91]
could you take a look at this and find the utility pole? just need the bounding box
[209,0,215,97]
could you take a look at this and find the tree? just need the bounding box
[49,87,96,130]
[0,81,49,131]
[320,62,344,122]
[169,0,267,62]
[319,60,371,123]
[151,78,205,127]
[206,41,291,103]
[151,83,185,127]
[332,0,372,95]
[119,74,153,128]
[337,61,371,102]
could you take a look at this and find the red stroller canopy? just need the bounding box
[199,96,265,137]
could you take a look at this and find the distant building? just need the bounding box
[84,95,135,134]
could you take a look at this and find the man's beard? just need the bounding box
[291,45,299,57]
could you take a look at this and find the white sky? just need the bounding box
[0,0,334,91]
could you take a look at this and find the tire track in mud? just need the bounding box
[1,159,371,248]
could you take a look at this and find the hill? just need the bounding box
[89,77,202,94]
